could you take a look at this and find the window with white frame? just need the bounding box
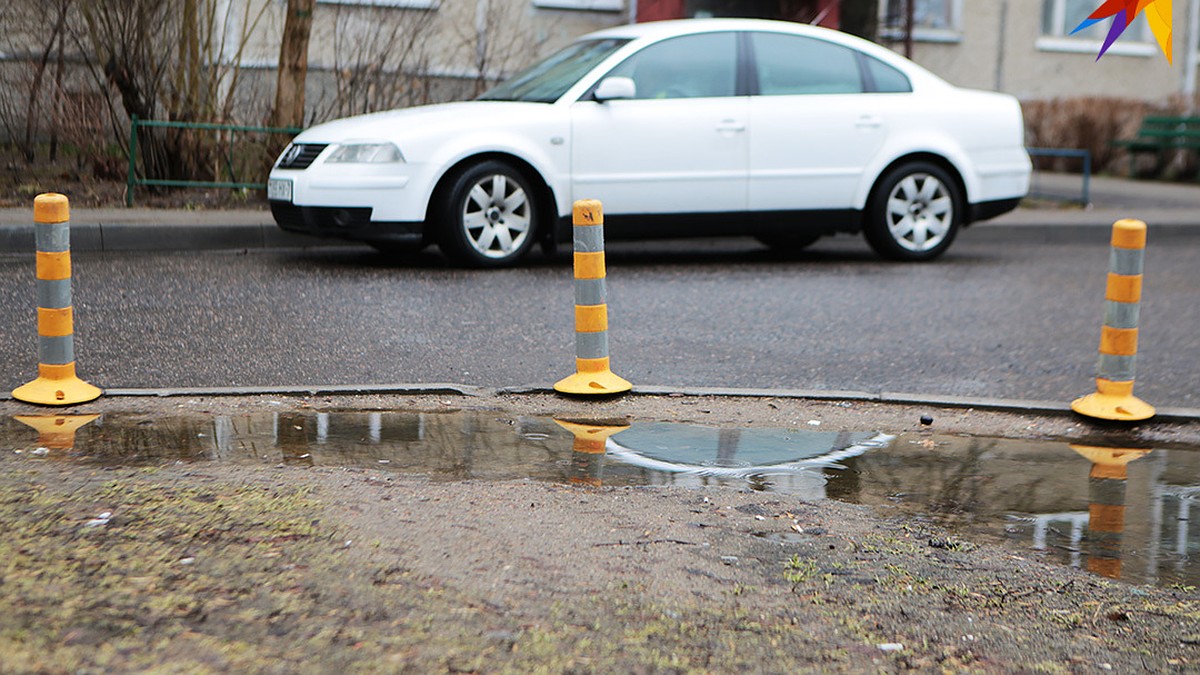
[317,0,440,8]
[1039,0,1154,56]
[532,0,624,11]
[879,0,962,42]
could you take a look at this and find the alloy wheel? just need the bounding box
[460,174,531,259]
[884,172,954,253]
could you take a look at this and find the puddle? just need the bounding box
[3,410,1199,587]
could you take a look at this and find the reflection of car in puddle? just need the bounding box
[601,423,894,496]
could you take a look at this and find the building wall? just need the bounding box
[898,0,1184,101]
[239,0,629,79]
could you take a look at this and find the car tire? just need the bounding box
[437,160,539,268]
[864,161,961,262]
[756,233,822,251]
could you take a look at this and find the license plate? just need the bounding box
[267,178,293,202]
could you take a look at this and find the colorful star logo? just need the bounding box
[1073,0,1173,63]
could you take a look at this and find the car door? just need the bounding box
[570,32,748,218]
[746,32,891,213]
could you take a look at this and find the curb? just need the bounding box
[0,222,361,253]
[504,385,1200,422]
[5,383,1198,423]
[104,384,485,397]
[1,220,1198,255]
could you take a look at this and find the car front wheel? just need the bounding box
[438,160,538,267]
[864,162,961,262]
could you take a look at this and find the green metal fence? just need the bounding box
[125,116,302,207]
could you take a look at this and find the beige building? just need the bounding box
[3,0,1196,171]
[242,0,1197,105]
[884,0,1193,102]
[5,0,1193,133]
[220,0,633,121]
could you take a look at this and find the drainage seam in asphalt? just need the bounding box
[2,384,1198,422]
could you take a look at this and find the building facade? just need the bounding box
[884,0,1189,102]
[635,0,1190,102]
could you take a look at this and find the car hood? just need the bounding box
[292,101,557,145]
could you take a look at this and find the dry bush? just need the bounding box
[1022,96,1197,176]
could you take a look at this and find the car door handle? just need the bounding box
[716,120,746,133]
[856,115,883,128]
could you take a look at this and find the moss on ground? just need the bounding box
[0,453,1198,673]
[0,468,472,672]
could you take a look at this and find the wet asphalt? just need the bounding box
[1,224,1197,408]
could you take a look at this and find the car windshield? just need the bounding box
[478,38,631,103]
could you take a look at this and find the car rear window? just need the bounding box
[750,32,864,96]
[864,56,913,93]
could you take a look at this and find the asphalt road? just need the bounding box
[1,226,1198,408]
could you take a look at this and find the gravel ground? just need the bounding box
[1,391,1198,673]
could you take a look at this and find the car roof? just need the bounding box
[584,18,947,89]
[589,18,832,40]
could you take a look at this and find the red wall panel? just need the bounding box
[637,0,685,22]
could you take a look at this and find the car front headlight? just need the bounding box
[325,142,405,164]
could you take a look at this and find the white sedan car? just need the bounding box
[268,19,1030,266]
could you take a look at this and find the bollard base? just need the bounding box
[13,373,102,406]
[1071,380,1154,422]
[554,370,632,396]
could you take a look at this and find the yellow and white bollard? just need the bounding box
[1071,219,1153,421]
[12,193,102,406]
[554,200,632,395]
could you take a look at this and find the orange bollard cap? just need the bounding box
[573,199,604,226]
[34,193,70,224]
[1111,219,1146,249]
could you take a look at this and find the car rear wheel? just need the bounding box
[438,160,538,268]
[864,162,961,262]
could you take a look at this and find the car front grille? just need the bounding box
[271,203,373,229]
[275,143,329,170]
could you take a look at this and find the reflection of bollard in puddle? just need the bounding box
[14,414,100,451]
[555,419,629,486]
[1070,444,1151,579]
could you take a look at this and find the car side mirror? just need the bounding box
[593,76,636,102]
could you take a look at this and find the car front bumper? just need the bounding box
[270,202,425,244]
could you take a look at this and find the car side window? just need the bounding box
[750,32,863,96]
[605,32,738,100]
[863,55,913,93]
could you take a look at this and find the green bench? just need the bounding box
[1112,116,1200,177]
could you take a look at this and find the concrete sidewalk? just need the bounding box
[0,172,1196,253]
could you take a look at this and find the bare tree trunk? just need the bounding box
[270,0,314,129]
[51,1,68,162]
[22,2,70,162]
[904,0,914,58]
[177,0,202,119]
